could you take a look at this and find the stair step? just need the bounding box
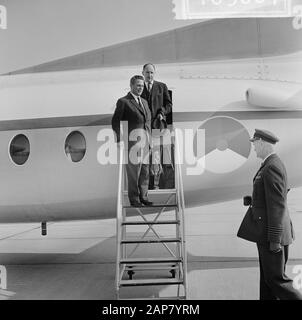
[123,189,177,195]
[123,204,177,209]
[125,265,179,271]
[121,237,181,244]
[120,257,182,264]
[122,220,180,226]
[121,296,186,300]
[120,278,183,287]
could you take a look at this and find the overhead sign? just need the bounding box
[173,0,292,19]
[0,5,7,29]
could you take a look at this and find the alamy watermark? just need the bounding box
[97,117,252,176]
[0,5,7,29]
[97,125,206,176]
[293,265,302,291]
[0,265,7,290]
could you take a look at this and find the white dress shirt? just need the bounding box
[145,81,153,92]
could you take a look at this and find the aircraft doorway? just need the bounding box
[149,89,174,190]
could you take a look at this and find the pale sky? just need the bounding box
[0,0,201,74]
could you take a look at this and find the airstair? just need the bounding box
[115,129,187,300]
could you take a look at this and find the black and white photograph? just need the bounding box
[0,0,302,306]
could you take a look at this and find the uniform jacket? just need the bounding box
[111,92,151,145]
[141,80,172,121]
[238,154,294,245]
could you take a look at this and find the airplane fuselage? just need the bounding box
[0,54,302,223]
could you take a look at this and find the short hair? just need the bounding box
[142,63,156,71]
[130,75,144,86]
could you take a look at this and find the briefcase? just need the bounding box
[237,206,262,243]
[152,117,167,130]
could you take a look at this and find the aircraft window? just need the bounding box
[65,131,86,162]
[9,134,30,165]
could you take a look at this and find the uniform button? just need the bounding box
[259,217,262,220]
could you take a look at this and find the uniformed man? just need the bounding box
[238,129,302,300]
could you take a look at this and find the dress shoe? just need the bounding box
[130,200,143,207]
[140,198,153,206]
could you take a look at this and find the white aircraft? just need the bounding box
[0,17,302,225]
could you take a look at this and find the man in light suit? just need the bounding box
[112,75,153,207]
[238,129,302,300]
[141,63,173,189]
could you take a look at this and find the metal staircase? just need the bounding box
[115,129,187,300]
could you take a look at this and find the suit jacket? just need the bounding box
[141,80,172,121]
[111,92,151,146]
[238,154,294,245]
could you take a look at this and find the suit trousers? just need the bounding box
[257,243,302,300]
[126,144,150,203]
[126,162,149,202]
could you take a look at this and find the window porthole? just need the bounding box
[10,134,30,165]
[65,131,86,162]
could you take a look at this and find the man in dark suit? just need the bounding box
[238,129,302,300]
[141,63,173,189]
[141,63,172,124]
[112,75,153,207]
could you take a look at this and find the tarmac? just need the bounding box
[0,187,301,300]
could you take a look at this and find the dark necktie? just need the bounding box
[148,82,152,92]
[137,97,146,116]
